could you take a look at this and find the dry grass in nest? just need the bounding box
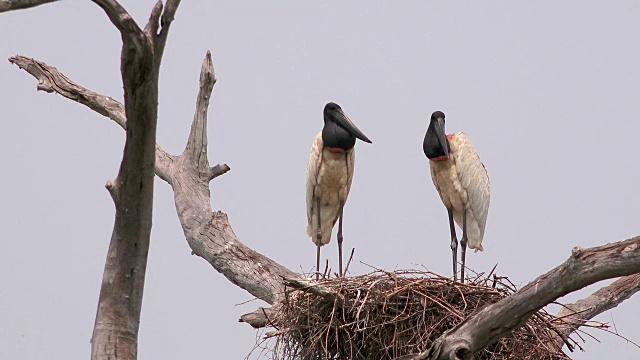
[261,269,573,360]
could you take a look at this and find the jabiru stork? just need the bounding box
[423,111,490,282]
[306,102,372,279]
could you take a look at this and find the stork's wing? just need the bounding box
[306,132,324,229]
[450,132,490,238]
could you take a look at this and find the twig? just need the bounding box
[344,248,355,276]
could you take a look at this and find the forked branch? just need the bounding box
[87,0,167,358]
[9,51,301,305]
[167,51,303,305]
[407,237,640,360]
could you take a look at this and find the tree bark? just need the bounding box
[88,0,159,358]
[90,1,181,357]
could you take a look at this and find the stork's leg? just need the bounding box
[337,201,344,277]
[448,209,458,282]
[460,209,468,283]
[316,197,322,281]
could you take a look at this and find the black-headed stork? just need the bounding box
[424,111,490,282]
[306,102,372,279]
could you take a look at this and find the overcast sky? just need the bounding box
[1,1,639,359]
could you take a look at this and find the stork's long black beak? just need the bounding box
[434,116,449,156]
[333,108,372,143]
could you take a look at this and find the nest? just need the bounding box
[263,269,573,360]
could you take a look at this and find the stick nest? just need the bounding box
[266,270,571,360]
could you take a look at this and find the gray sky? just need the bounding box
[1,1,639,359]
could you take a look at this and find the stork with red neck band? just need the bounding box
[423,111,491,283]
[306,102,372,280]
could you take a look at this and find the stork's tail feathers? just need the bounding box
[467,238,484,252]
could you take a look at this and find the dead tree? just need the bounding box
[3,1,640,359]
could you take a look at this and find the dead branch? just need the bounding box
[0,0,58,12]
[240,306,282,329]
[552,273,640,350]
[8,56,127,128]
[9,51,302,304]
[402,236,640,360]
[8,55,174,181]
[210,163,231,180]
[92,1,145,44]
[168,51,303,305]
[283,278,347,307]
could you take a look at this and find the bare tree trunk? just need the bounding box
[88,2,181,358]
[4,0,183,358]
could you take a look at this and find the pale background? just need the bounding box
[1,1,639,359]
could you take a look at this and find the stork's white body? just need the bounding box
[306,132,355,246]
[429,132,490,251]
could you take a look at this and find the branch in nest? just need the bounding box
[242,277,350,331]
[283,277,346,307]
[240,305,281,329]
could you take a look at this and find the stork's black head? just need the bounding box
[423,110,450,160]
[322,102,372,150]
